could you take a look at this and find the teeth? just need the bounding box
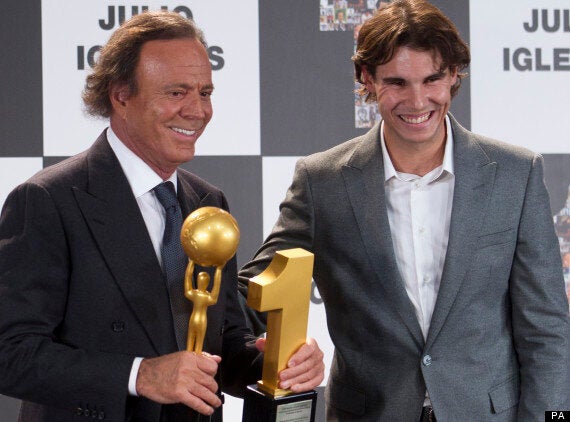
[172,127,196,136]
[400,112,431,124]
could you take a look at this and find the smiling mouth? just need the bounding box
[171,127,197,136]
[399,111,432,124]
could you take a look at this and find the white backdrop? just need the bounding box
[470,0,570,152]
[41,1,260,157]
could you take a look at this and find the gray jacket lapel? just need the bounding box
[342,123,424,348]
[426,115,497,349]
[74,134,177,355]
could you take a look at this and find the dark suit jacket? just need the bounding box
[239,115,570,421]
[0,133,262,422]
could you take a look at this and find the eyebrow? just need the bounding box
[381,71,446,84]
[381,77,405,84]
[163,83,215,91]
[425,70,446,80]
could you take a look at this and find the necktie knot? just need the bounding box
[154,181,178,211]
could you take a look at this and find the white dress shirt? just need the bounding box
[381,116,454,406]
[381,116,454,340]
[107,127,178,396]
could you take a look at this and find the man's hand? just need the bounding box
[255,337,325,393]
[136,351,222,415]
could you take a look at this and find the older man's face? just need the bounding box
[112,37,213,178]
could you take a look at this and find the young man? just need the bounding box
[239,1,570,420]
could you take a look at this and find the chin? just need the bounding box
[177,150,196,163]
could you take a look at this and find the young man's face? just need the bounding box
[363,46,457,152]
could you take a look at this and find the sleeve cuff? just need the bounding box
[128,357,144,396]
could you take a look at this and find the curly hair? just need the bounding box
[82,11,207,118]
[353,0,470,102]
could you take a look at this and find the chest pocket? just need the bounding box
[476,228,515,250]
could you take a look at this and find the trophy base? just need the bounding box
[242,384,317,422]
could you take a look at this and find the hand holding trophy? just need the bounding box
[180,206,239,354]
[243,248,318,422]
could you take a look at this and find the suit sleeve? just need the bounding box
[509,154,570,418]
[238,159,315,334]
[0,182,134,419]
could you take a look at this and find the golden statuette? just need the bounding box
[180,206,240,354]
[247,248,314,397]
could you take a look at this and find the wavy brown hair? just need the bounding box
[82,11,207,118]
[353,0,470,102]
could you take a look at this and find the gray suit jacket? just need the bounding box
[239,115,570,421]
[0,133,262,422]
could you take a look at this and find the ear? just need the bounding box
[449,66,458,85]
[109,83,132,119]
[360,67,375,91]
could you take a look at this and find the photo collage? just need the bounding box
[320,0,392,128]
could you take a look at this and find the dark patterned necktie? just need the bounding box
[153,181,190,350]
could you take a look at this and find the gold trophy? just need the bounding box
[180,206,239,354]
[242,248,317,422]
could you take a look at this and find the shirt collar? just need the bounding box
[106,127,178,198]
[381,115,454,182]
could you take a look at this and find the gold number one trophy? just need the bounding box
[242,248,317,422]
[180,207,240,354]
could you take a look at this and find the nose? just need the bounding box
[180,93,211,120]
[408,84,428,110]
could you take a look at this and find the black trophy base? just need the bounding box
[242,384,317,422]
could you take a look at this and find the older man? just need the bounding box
[0,11,323,422]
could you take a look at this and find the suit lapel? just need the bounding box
[342,123,424,348]
[73,134,177,355]
[177,174,201,217]
[425,116,497,349]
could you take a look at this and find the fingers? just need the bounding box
[255,337,266,352]
[287,338,318,367]
[180,379,221,416]
[196,352,221,375]
[280,359,325,392]
[278,338,325,392]
[167,370,221,415]
[136,351,223,414]
[201,351,222,364]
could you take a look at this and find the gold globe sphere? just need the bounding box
[180,206,240,267]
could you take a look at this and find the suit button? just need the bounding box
[76,407,83,415]
[98,411,105,420]
[422,355,432,366]
[112,321,125,332]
